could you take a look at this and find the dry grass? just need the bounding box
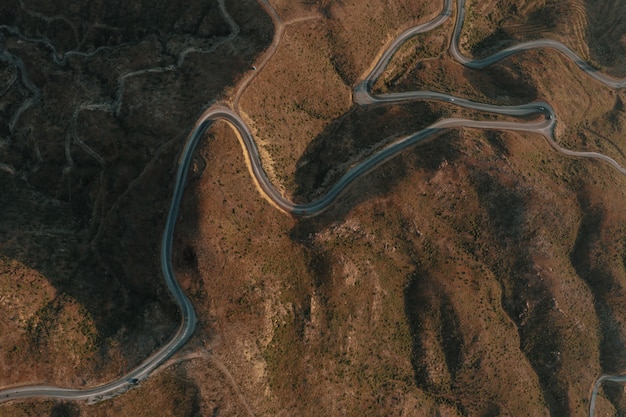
[267,0,318,22]
[239,19,352,196]
[238,0,443,198]
[170,0,626,413]
[170,117,626,415]
[0,0,272,406]
[461,0,626,74]
[321,0,442,85]
[381,34,626,170]
[2,0,626,415]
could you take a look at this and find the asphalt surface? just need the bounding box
[1,0,625,411]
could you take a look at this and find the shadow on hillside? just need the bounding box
[461,63,539,106]
[289,100,462,237]
[583,0,626,76]
[0,0,273,386]
[50,402,80,417]
[570,192,626,373]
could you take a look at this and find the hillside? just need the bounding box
[0,0,273,406]
[1,0,625,416]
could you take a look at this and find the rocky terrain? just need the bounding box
[0,0,272,406]
[1,0,626,416]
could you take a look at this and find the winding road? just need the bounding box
[1,0,626,414]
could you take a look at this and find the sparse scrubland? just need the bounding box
[1,0,626,416]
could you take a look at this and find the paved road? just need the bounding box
[1,0,625,411]
[197,104,555,218]
[450,0,626,89]
[0,119,204,405]
[590,374,626,417]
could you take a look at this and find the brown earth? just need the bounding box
[1,0,626,416]
[0,0,272,399]
[460,0,626,75]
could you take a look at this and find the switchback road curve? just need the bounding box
[1,0,625,412]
